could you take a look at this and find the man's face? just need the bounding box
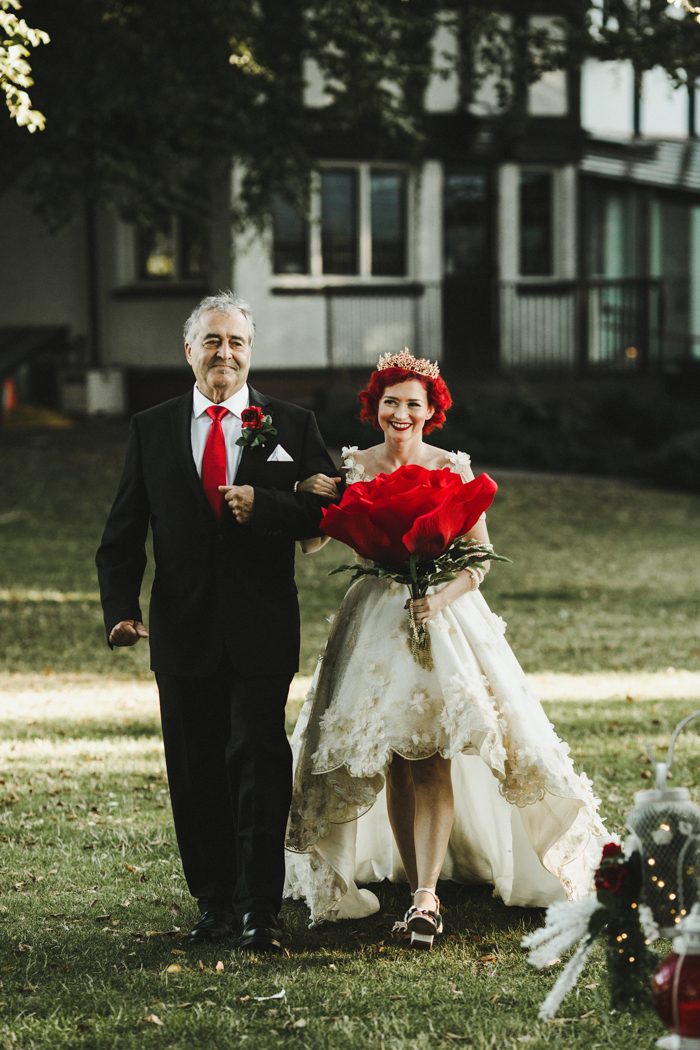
[184,308,252,403]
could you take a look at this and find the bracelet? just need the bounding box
[466,567,482,591]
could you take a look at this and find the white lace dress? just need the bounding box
[284,448,606,923]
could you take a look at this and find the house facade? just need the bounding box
[1,8,699,412]
[233,13,700,379]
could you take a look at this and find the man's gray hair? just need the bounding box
[183,291,255,347]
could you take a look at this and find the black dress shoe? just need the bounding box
[188,910,236,941]
[238,910,284,953]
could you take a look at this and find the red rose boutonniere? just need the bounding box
[236,406,278,450]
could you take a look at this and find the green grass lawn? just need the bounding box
[1,423,699,1049]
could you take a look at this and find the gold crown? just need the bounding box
[376,348,441,380]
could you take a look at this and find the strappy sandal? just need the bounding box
[404,887,443,950]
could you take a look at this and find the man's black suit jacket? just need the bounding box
[96,385,336,678]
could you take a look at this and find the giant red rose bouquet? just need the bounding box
[321,464,508,667]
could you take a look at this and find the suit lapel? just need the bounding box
[233,385,271,486]
[172,391,216,521]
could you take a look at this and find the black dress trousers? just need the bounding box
[156,663,293,918]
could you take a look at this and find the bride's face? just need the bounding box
[377,380,435,439]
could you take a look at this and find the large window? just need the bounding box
[271,165,408,278]
[271,196,308,274]
[519,171,553,276]
[370,170,406,276]
[136,218,208,282]
[584,182,642,278]
[321,169,358,275]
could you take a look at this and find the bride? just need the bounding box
[286,350,605,947]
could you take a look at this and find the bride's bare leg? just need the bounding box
[386,755,418,892]
[410,754,454,911]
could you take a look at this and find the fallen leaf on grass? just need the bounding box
[252,989,285,1002]
[477,954,498,964]
[165,964,183,974]
[292,1019,307,1028]
[143,1014,164,1027]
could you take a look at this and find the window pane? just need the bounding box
[137,225,176,279]
[180,221,208,280]
[444,169,489,276]
[371,170,406,276]
[271,196,308,274]
[321,170,358,275]
[520,171,552,276]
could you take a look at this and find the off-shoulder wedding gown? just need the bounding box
[285,449,605,923]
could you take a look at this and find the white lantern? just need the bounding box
[626,711,700,937]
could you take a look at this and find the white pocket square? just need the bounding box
[267,444,293,462]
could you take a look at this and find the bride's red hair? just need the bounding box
[358,365,452,436]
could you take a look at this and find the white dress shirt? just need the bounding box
[191,383,250,485]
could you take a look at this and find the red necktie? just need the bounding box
[201,405,229,518]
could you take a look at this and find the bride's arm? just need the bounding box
[411,454,492,623]
[299,535,331,553]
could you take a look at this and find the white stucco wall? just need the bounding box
[582,59,690,141]
[527,15,568,117]
[641,67,688,138]
[232,225,328,369]
[424,17,459,113]
[0,190,86,335]
[581,59,634,139]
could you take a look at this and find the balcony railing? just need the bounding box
[323,282,442,368]
[317,277,698,374]
[499,277,698,374]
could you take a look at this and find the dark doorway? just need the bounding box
[442,167,495,372]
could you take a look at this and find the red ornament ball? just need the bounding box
[651,950,700,1039]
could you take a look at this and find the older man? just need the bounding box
[96,292,336,952]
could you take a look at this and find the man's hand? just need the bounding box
[109,620,149,646]
[297,474,342,501]
[219,484,255,523]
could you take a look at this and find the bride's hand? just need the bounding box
[297,473,342,500]
[408,592,446,625]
